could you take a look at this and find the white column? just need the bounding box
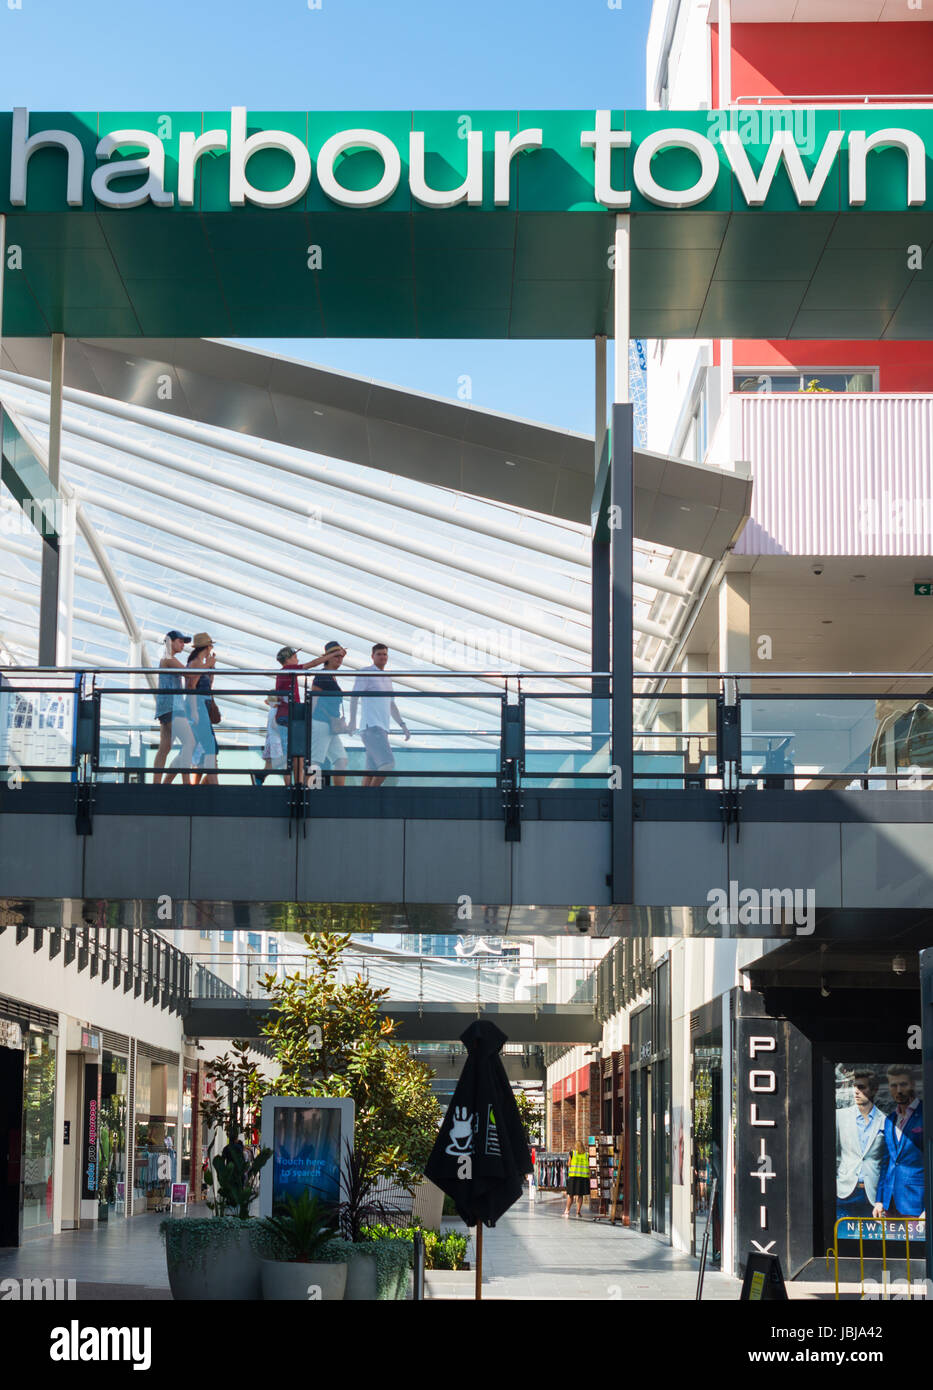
[718,572,750,703]
[613,215,630,404]
[718,0,732,108]
[38,333,66,666]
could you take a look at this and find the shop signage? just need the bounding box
[0,1018,22,1049]
[63,1120,70,1145]
[735,1016,788,1274]
[80,1028,100,1052]
[80,1062,99,1200]
[5,108,929,214]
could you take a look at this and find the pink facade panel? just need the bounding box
[731,395,933,557]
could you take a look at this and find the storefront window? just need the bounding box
[832,1061,925,1248]
[181,1070,196,1188]
[22,1030,55,1235]
[99,1052,128,1216]
[692,1032,722,1267]
[135,1053,179,1212]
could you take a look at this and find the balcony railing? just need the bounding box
[186,950,597,1008]
[4,665,933,796]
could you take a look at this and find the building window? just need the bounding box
[733,371,877,394]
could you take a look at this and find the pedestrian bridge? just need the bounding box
[3,668,933,943]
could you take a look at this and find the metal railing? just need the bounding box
[826,1214,926,1300]
[6,665,933,797]
[633,672,933,792]
[0,920,194,1014]
[186,949,596,1008]
[0,665,610,791]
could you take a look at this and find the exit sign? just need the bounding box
[915,583,933,596]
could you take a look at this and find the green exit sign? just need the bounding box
[915,582,933,596]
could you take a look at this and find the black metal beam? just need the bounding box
[610,403,634,906]
[921,947,933,1286]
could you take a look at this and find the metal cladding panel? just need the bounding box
[298,819,404,903]
[83,815,190,900]
[0,813,83,898]
[733,394,933,556]
[189,817,298,902]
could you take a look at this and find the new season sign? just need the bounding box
[3,107,930,214]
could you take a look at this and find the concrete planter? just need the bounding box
[425,1269,475,1299]
[165,1225,262,1301]
[260,1259,348,1301]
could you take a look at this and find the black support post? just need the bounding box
[610,403,634,906]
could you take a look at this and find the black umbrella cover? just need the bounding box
[424,1019,533,1227]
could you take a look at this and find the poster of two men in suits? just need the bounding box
[835,1063,925,1239]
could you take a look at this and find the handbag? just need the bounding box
[207,698,222,726]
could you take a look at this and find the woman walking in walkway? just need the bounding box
[186,633,219,786]
[155,630,195,786]
[564,1139,589,1219]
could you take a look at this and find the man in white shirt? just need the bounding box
[348,643,409,786]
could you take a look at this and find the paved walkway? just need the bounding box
[8,1194,907,1300]
[430,1192,740,1300]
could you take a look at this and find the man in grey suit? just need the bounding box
[836,1070,887,1220]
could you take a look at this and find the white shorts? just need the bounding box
[310,720,346,769]
[262,710,287,769]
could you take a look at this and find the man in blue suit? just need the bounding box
[872,1066,925,1220]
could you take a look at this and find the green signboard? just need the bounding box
[0,109,930,339]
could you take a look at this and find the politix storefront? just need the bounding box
[732,973,925,1280]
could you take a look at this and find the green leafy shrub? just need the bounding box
[349,1236,412,1299]
[160,1217,264,1271]
[262,1192,340,1263]
[359,1224,470,1271]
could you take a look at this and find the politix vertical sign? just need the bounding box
[734,1013,790,1277]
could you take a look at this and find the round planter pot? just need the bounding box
[343,1252,378,1301]
[166,1227,262,1301]
[260,1259,347,1302]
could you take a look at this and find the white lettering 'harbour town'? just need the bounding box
[7,107,928,212]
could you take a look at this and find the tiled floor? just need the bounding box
[9,1194,905,1300]
[0,1211,175,1299]
[431,1192,741,1300]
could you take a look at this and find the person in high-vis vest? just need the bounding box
[564,1139,589,1219]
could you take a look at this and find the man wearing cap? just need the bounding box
[154,629,193,785]
[348,643,410,787]
[275,644,344,785]
[310,641,349,786]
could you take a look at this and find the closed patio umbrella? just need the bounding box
[424,1019,533,1298]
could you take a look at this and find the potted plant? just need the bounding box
[259,1192,349,1301]
[338,1142,411,1301]
[162,1047,271,1301]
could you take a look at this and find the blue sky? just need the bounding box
[2,0,651,432]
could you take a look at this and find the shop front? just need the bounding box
[0,996,57,1245]
[690,1000,723,1268]
[133,1043,179,1214]
[98,1034,129,1220]
[734,962,926,1281]
[628,956,671,1237]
